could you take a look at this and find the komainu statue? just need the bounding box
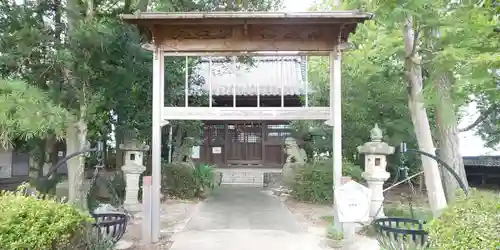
[282,137,308,184]
[172,137,196,169]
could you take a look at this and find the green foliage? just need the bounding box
[0,186,93,249]
[157,0,283,12]
[104,171,127,205]
[85,171,127,211]
[302,20,418,167]
[30,173,66,195]
[327,225,344,240]
[332,0,499,143]
[76,230,115,250]
[384,204,433,221]
[0,79,72,147]
[193,164,216,192]
[427,189,500,250]
[289,158,363,204]
[378,236,429,250]
[162,163,217,199]
[0,0,287,165]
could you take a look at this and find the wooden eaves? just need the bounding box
[120,11,374,55]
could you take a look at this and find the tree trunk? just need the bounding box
[65,119,88,210]
[64,0,90,211]
[434,73,469,201]
[28,139,45,179]
[171,126,184,162]
[45,134,58,177]
[402,15,447,216]
[418,174,425,194]
[115,127,124,168]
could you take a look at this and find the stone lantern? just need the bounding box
[120,139,150,211]
[357,124,395,219]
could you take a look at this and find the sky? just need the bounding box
[283,0,496,156]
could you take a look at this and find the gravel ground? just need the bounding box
[282,196,380,250]
[116,199,200,250]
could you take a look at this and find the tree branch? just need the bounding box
[411,20,421,58]
[136,0,149,12]
[459,104,498,132]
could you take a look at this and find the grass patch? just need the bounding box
[326,225,344,240]
[319,204,431,225]
[320,215,334,223]
[384,204,433,221]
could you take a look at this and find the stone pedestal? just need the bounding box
[122,164,146,211]
[357,124,395,220]
[120,139,149,212]
[362,171,390,218]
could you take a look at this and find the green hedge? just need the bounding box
[427,189,500,250]
[0,186,93,249]
[161,163,217,199]
[289,158,363,204]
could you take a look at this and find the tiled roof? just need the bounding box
[190,56,307,96]
[463,156,500,168]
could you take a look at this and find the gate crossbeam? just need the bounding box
[162,107,330,120]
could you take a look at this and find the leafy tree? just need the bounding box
[301,7,417,175]
[421,1,499,199]
[0,79,71,148]
[0,0,283,209]
[322,0,498,206]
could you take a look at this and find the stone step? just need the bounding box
[219,170,264,187]
[224,172,260,177]
[222,178,264,183]
[221,178,263,181]
[221,175,264,180]
[220,183,263,187]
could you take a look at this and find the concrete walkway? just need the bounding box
[169,186,325,250]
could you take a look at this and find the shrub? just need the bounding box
[87,171,127,211]
[193,164,216,193]
[162,163,216,199]
[0,186,93,249]
[289,158,363,204]
[384,204,433,221]
[76,230,115,250]
[427,189,500,250]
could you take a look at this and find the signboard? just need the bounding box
[334,180,372,223]
[191,146,200,159]
[212,147,222,154]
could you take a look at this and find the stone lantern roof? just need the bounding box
[357,124,395,155]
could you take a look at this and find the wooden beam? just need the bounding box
[141,45,332,56]
[162,107,330,120]
[153,24,339,53]
[148,23,340,52]
[143,42,354,55]
[158,39,335,53]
